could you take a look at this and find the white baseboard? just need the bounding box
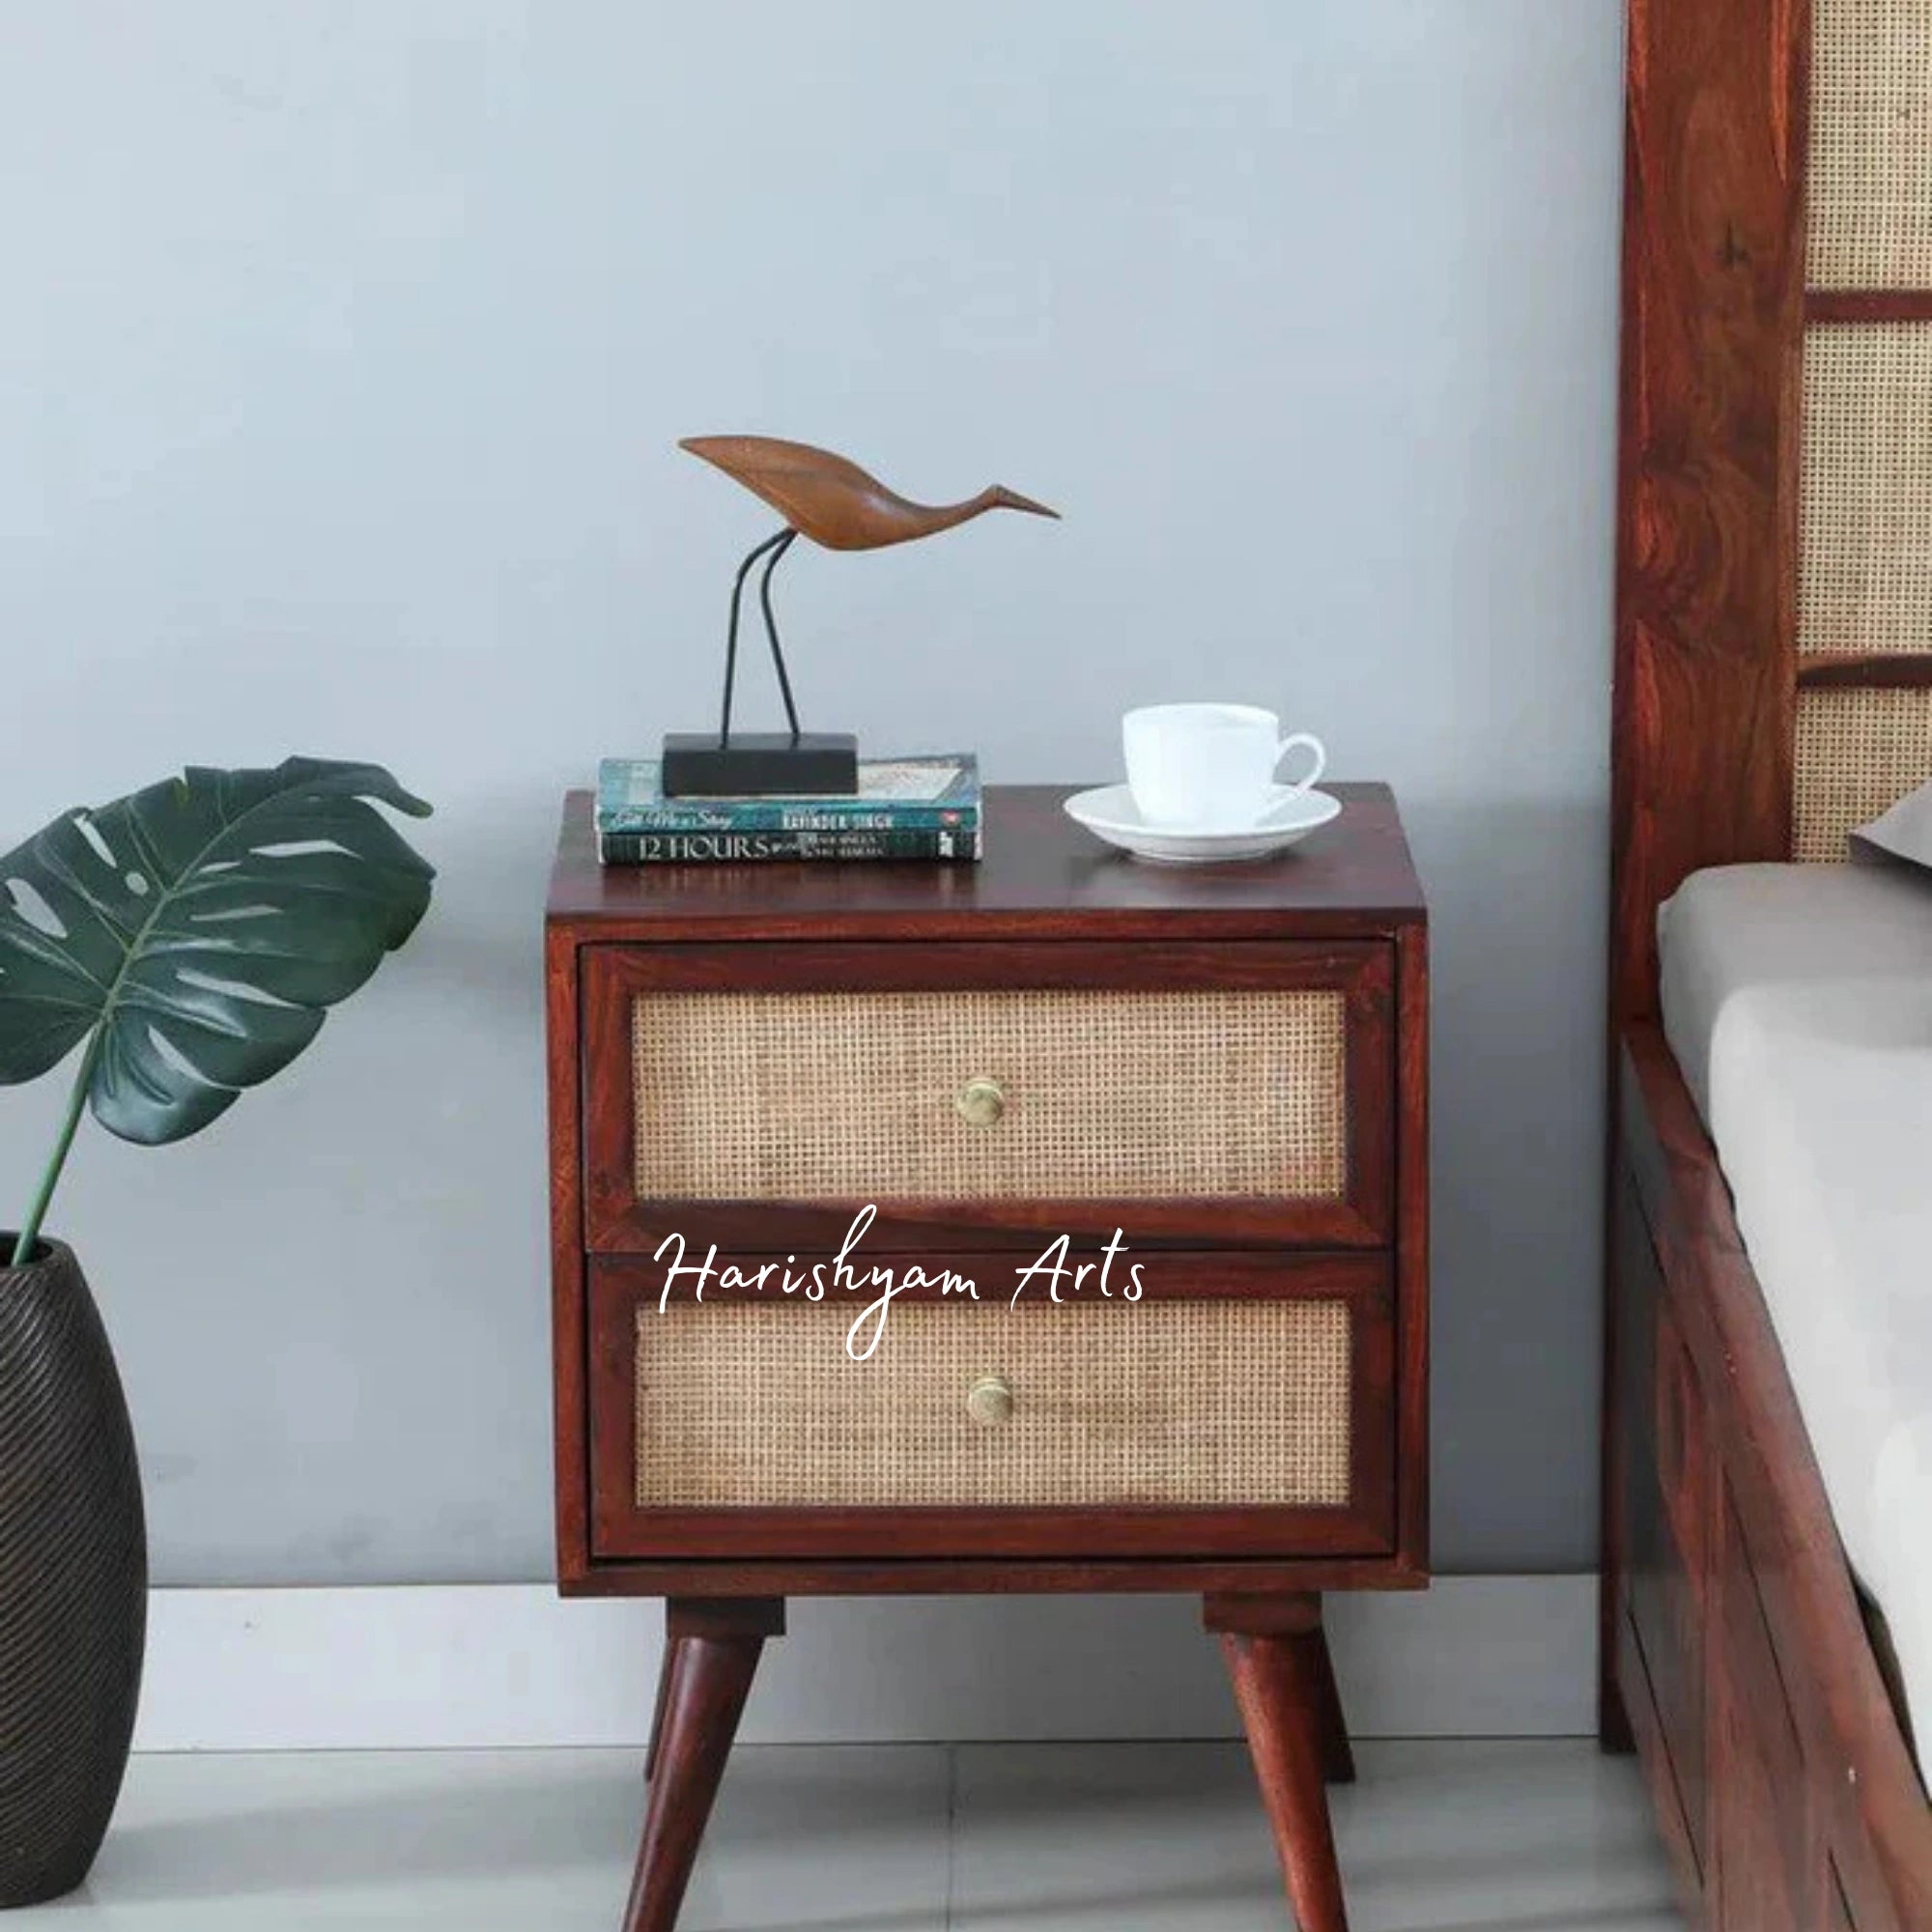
[131,1576,1596,1752]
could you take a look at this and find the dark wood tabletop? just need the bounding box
[547,782,1425,942]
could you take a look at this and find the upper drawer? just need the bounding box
[581,940,1394,1251]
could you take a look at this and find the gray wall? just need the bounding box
[0,2,1624,1584]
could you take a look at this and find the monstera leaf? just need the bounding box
[0,760,433,1172]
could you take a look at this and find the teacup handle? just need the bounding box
[1273,731,1326,796]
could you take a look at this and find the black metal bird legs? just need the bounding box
[720,527,800,746]
[661,526,859,798]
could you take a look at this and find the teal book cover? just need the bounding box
[596,753,980,834]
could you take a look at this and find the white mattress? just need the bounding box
[1659,861,1932,1759]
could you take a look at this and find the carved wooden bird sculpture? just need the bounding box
[680,435,1059,551]
[679,435,1058,753]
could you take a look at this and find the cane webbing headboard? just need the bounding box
[1796,2,1932,862]
[1613,0,1932,1023]
[1793,684,1932,859]
[1808,0,1932,290]
[1799,323,1932,667]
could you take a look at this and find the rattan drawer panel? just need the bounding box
[635,1298,1350,1512]
[631,986,1347,1205]
[1808,0,1932,290]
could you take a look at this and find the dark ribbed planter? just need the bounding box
[0,1238,144,1907]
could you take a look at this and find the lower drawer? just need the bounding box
[587,1251,1396,1560]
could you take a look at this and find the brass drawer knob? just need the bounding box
[955,1075,1006,1128]
[967,1374,1015,1427]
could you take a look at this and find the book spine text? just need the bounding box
[597,827,981,865]
[596,805,978,835]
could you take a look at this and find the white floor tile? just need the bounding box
[12,1739,1677,1932]
[31,1745,950,1931]
[950,1739,1681,1932]
[671,1744,950,1932]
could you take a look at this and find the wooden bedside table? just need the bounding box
[546,782,1429,1932]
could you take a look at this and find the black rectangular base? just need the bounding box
[661,732,860,798]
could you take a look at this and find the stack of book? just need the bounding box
[594,753,981,865]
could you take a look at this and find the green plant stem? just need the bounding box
[13,1028,101,1265]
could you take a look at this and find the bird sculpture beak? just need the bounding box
[992,487,1061,520]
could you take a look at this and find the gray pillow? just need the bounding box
[1852,780,1932,875]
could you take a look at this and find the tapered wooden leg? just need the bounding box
[643,1638,687,1784]
[1599,1662,1636,1756]
[1308,1623,1355,1785]
[1206,1594,1350,1932]
[622,1599,783,1932]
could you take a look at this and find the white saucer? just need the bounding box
[1063,784,1343,865]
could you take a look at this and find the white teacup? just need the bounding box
[1122,703,1326,830]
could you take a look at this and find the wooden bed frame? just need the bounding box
[1603,2,1932,1927]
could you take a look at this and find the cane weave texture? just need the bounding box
[632,988,1348,1203]
[1808,0,1932,290]
[1794,686,1932,859]
[633,1298,1352,1509]
[1801,325,1932,657]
